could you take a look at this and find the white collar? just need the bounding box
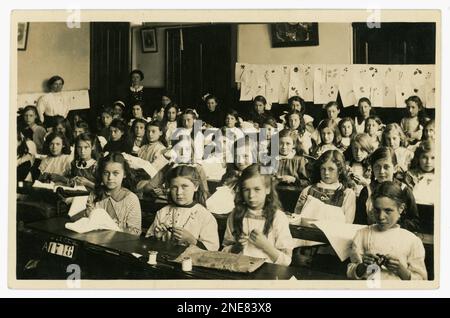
[317,181,342,190]
[278,150,296,159]
[130,85,143,92]
[76,158,96,169]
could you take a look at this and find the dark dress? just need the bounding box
[104,137,134,155]
[199,108,225,128]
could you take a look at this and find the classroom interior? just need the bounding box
[16,22,436,281]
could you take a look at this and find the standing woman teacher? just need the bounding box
[37,75,69,128]
[125,69,152,116]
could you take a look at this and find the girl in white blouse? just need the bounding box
[347,181,427,280]
[146,165,219,251]
[222,164,293,266]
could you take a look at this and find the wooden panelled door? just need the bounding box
[90,22,130,115]
[166,25,232,109]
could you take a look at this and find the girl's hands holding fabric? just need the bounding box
[238,234,249,248]
[172,227,197,245]
[39,172,52,183]
[362,253,379,266]
[385,255,411,280]
[249,229,270,250]
[154,224,171,240]
[73,176,89,186]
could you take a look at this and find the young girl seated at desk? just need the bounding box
[338,117,356,151]
[103,119,133,154]
[21,105,46,154]
[382,123,413,172]
[401,95,429,145]
[37,132,72,182]
[200,94,225,129]
[285,110,312,155]
[405,140,436,206]
[17,126,36,182]
[72,120,90,139]
[422,119,435,141]
[275,129,310,190]
[220,136,258,191]
[146,165,219,251]
[51,116,73,147]
[247,95,270,129]
[97,107,114,141]
[364,116,383,150]
[346,133,374,197]
[324,101,342,124]
[311,119,341,159]
[222,164,293,266]
[355,97,373,134]
[129,103,150,126]
[347,181,427,280]
[282,96,314,134]
[136,120,169,195]
[355,147,420,232]
[86,152,142,235]
[130,118,147,156]
[294,150,355,224]
[66,133,100,191]
[163,103,179,147]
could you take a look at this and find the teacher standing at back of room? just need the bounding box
[36,75,69,128]
[123,69,153,116]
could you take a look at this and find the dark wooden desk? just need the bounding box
[20,217,344,280]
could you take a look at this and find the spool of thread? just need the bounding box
[182,257,192,272]
[148,251,158,265]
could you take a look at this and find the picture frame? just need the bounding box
[271,23,319,47]
[17,22,29,51]
[140,27,158,53]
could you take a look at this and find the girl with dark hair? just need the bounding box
[294,150,356,224]
[20,105,46,154]
[199,94,225,128]
[355,97,373,133]
[103,119,133,154]
[247,95,270,129]
[51,115,73,146]
[17,126,36,182]
[145,165,219,251]
[162,103,179,146]
[65,133,101,190]
[355,147,420,232]
[85,152,141,236]
[222,164,293,266]
[37,132,72,182]
[401,95,430,145]
[285,110,312,155]
[130,118,147,155]
[348,181,427,280]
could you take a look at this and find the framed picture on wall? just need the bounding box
[140,28,158,53]
[18,22,29,51]
[271,23,319,47]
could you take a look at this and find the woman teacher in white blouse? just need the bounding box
[37,75,69,128]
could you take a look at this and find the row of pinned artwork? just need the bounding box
[235,63,436,108]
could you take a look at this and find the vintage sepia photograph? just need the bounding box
[10,10,440,289]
